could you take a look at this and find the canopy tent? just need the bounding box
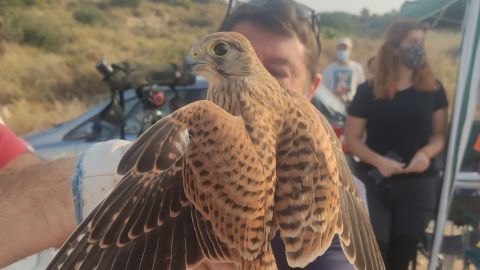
[400,0,480,269]
[401,0,466,28]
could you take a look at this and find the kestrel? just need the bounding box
[47,32,384,270]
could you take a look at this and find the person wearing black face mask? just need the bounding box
[345,19,448,270]
[399,43,426,70]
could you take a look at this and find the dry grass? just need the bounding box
[0,0,227,135]
[413,252,475,270]
[319,35,382,71]
[412,220,478,270]
[320,30,462,104]
[0,1,463,135]
[0,98,89,135]
[425,30,462,105]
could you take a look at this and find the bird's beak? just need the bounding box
[184,44,209,67]
[183,55,201,70]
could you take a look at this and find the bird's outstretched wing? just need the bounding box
[47,100,268,270]
[274,95,385,270]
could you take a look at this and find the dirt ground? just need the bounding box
[410,220,478,270]
[413,252,475,270]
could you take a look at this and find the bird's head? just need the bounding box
[186,32,263,82]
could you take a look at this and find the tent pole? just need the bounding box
[428,0,480,269]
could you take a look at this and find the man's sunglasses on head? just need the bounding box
[224,0,322,49]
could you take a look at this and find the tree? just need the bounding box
[360,8,370,19]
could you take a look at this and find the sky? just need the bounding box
[295,0,407,15]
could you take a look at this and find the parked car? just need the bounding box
[24,77,347,160]
[311,84,348,152]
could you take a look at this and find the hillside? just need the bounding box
[0,0,462,134]
[0,0,226,133]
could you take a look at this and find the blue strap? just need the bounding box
[71,153,85,224]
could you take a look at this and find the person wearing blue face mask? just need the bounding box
[323,37,365,104]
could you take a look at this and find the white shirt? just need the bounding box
[322,60,366,103]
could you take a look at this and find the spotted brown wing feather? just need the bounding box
[179,101,270,262]
[46,108,207,270]
[316,106,385,270]
[275,95,385,270]
[46,100,270,270]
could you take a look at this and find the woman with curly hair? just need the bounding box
[345,19,448,270]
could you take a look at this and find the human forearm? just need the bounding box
[419,133,446,159]
[421,108,448,159]
[347,135,407,177]
[346,135,383,168]
[0,157,77,267]
[345,116,383,168]
[1,152,41,172]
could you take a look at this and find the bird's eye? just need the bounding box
[213,42,229,56]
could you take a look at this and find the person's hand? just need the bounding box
[404,150,430,173]
[375,156,405,177]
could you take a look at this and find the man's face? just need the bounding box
[336,43,351,63]
[231,20,320,100]
[336,44,350,52]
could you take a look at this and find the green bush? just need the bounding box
[111,0,143,7]
[175,0,191,7]
[185,17,213,28]
[321,27,343,40]
[192,0,214,3]
[4,13,66,51]
[22,0,44,6]
[0,0,44,9]
[73,7,105,25]
[149,0,191,8]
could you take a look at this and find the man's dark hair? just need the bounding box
[219,0,321,81]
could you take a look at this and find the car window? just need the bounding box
[63,118,95,141]
[124,101,146,135]
[64,87,208,141]
[160,87,207,113]
[125,87,208,136]
[64,97,139,141]
[64,116,120,141]
[123,94,139,113]
[95,119,120,140]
